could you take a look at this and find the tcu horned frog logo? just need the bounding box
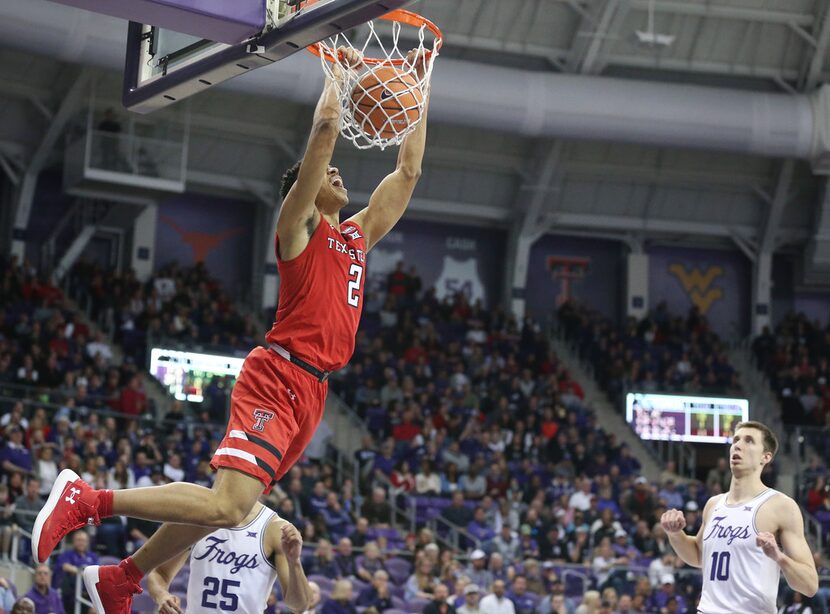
[252,409,274,432]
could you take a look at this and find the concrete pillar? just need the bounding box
[131,205,157,282]
[262,204,280,312]
[506,232,539,322]
[626,252,649,319]
[752,251,772,335]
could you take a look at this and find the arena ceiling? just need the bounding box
[0,0,828,259]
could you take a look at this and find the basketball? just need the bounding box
[350,66,423,140]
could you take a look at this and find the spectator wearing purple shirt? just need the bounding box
[506,576,538,614]
[466,507,496,544]
[322,493,353,542]
[25,565,65,614]
[648,574,686,612]
[53,531,99,613]
[0,426,32,478]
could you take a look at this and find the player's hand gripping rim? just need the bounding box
[330,46,365,82]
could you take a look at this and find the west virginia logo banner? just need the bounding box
[668,264,723,314]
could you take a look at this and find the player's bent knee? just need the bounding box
[207,496,250,528]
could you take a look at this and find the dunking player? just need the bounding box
[146,501,309,614]
[32,46,429,612]
[660,421,818,613]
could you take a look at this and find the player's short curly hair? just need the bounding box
[280,159,303,200]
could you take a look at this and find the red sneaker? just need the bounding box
[32,469,102,564]
[83,562,143,614]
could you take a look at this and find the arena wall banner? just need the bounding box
[366,218,505,308]
[524,234,624,322]
[155,193,255,295]
[647,245,750,337]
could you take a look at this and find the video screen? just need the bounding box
[625,393,749,444]
[149,347,244,402]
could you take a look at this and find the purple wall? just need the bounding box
[155,193,254,295]
[793,292,830,324]
[366,219,505,308]
[647,246,750,337]
[525,235,624,322]
[771,255,830,326]
[26,173,74,267]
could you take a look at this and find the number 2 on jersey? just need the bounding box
[347,263,363,307]
[709,551,730,581]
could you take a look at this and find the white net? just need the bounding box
[313,14,440,150]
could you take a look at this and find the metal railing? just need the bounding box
[792,425,830,552]
[73,569,93,614]
[0,382,227,437]
[8,524,33,568]
[84,130,185,182]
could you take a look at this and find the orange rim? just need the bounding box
[306,9,442,66]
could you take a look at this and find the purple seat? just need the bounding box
[351,578,370,593]
[404,597,431,612]
[392,596,407,610]
[309,575,336,592]
[382,609,410,614]
[563,573,588,598]
[385,557,412,585]
[373,527,402,541]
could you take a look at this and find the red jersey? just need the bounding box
[266,214,366,372]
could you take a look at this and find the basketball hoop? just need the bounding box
[306,8,442,150]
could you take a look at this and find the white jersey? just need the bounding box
[698,489,780,614]
[186,506,280,613]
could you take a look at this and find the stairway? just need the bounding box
[549,335,663,482]
[62,294,173,421]
[325,391,369,458]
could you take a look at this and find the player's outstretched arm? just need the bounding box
[347,49,429,252]
[278,48,361,259]
[146,548,190,614]
[272,520,313,613]
[759,497,818,597]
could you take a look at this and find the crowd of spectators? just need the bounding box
[557,301,741,403]
[66,259,260,365]
[752,313,830,432]
[752,312,830,563]
[1,253,828,613]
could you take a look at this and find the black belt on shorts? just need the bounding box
[269,343,330,383]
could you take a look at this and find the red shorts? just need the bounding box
[210,346,327,493]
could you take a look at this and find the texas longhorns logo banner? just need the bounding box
[161,215,242,263]
[668,264,723,314]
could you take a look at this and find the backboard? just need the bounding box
[123,0,413,114]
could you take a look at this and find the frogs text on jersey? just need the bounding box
[193,536,261,574]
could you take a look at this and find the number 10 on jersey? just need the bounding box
[709,551,730,581]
